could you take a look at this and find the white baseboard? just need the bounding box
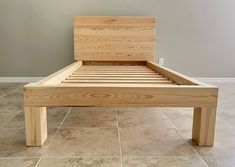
[194,77,235,83]
[0,77,43,83]
[0,77,234,83]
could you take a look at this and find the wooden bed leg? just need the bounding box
[24,107,47,146]
[192,106,217,146]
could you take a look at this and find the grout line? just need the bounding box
[162,108,209,167]
[0,111,22,128]
[59,126,118,129]
[0,157,41,159]
[0,84,23,98]
[0,155,213,159]
[115,107,123,167]
[0,127,25,129]
[35,107,72,167]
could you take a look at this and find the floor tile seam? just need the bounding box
[0,110,22,128]
[35,107,72,167]
[0,157,41,159]
[115,107,124,167]
[58,127,177,130]
[162,108,209,167]
[0,155,211,159]
[0,85,23,98]
[59,126,119,129]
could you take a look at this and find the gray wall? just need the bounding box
[0,0,235,77]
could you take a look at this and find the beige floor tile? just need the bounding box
[201,155,235,167]
[0,158,39,167]
[62,107,117,128]
[0,98,23,112]
[164,107,194,138]
[3,107,70,128]
[44,128,120,157]
[164,108,193,128]
[3,87,24,99]
[0,111,19,126]
[2,112,25,128]
[120,128,196,156]
[0,128,56,157]
[38,157,121,167]
[0,82,235,166]
[0,83,23,97]
[191,110,235,157]
[123,156,207,167]
[117,107,174,129]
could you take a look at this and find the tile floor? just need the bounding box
[0,82,234,166]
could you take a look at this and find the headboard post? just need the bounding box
[73,16,156,61]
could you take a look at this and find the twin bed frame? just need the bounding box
[24,16,218,147]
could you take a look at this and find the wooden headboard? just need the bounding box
[73,16,156,61]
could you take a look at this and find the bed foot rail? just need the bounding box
[24,107,47,146]
[192,106,217,146]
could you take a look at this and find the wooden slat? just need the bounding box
[146,61,206,85]
[59,83,178,87]
[83,61,146,66]
[70,74,162,78]
[66,77,166,80]
[62,80,173,84]
[73,71,157,75]
[78,70,153,72]
[80,65,150,69]
[74,16,156,61]
[24,61,82,86]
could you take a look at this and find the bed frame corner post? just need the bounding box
[192,105,217,146]
[24,106,47,146]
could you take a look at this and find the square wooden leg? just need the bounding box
[192,106,217,146]
[24,107,47,146]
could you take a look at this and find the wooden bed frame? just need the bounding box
[24,16,218,147]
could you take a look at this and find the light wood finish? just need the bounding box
[192,106,217,146]
[24,16,218,147]
[24,107,47,146]
[74,16,156,61]
[62,64,174,85]
[24,85,218,107]
[146,61,207,85]
[32,61,82,85]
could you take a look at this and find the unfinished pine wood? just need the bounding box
[24,16,219,147]
[62,80,173,84]
[24,107,47,146]
[146,61,207,85]
[74,16,156,61]
[70,74,162,78]
[83,61,146,66]
[79,65,150,70]
[67,77,166,80]
[74,72,156,75]
[62,64,172,85]
[24,86,218,107]
[32,61,82,85]
[192,106,217,146]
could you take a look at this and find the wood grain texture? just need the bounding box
[24,16,219,147]
[24,86,218,107]
[62,64,173,85]
[24,107,47,146]
[146,61,207,85]
[192,106,217,146]
[74,16,156,61]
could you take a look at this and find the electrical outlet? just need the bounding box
[158,58,164,66]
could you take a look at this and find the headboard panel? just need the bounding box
[74,16,156,61]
